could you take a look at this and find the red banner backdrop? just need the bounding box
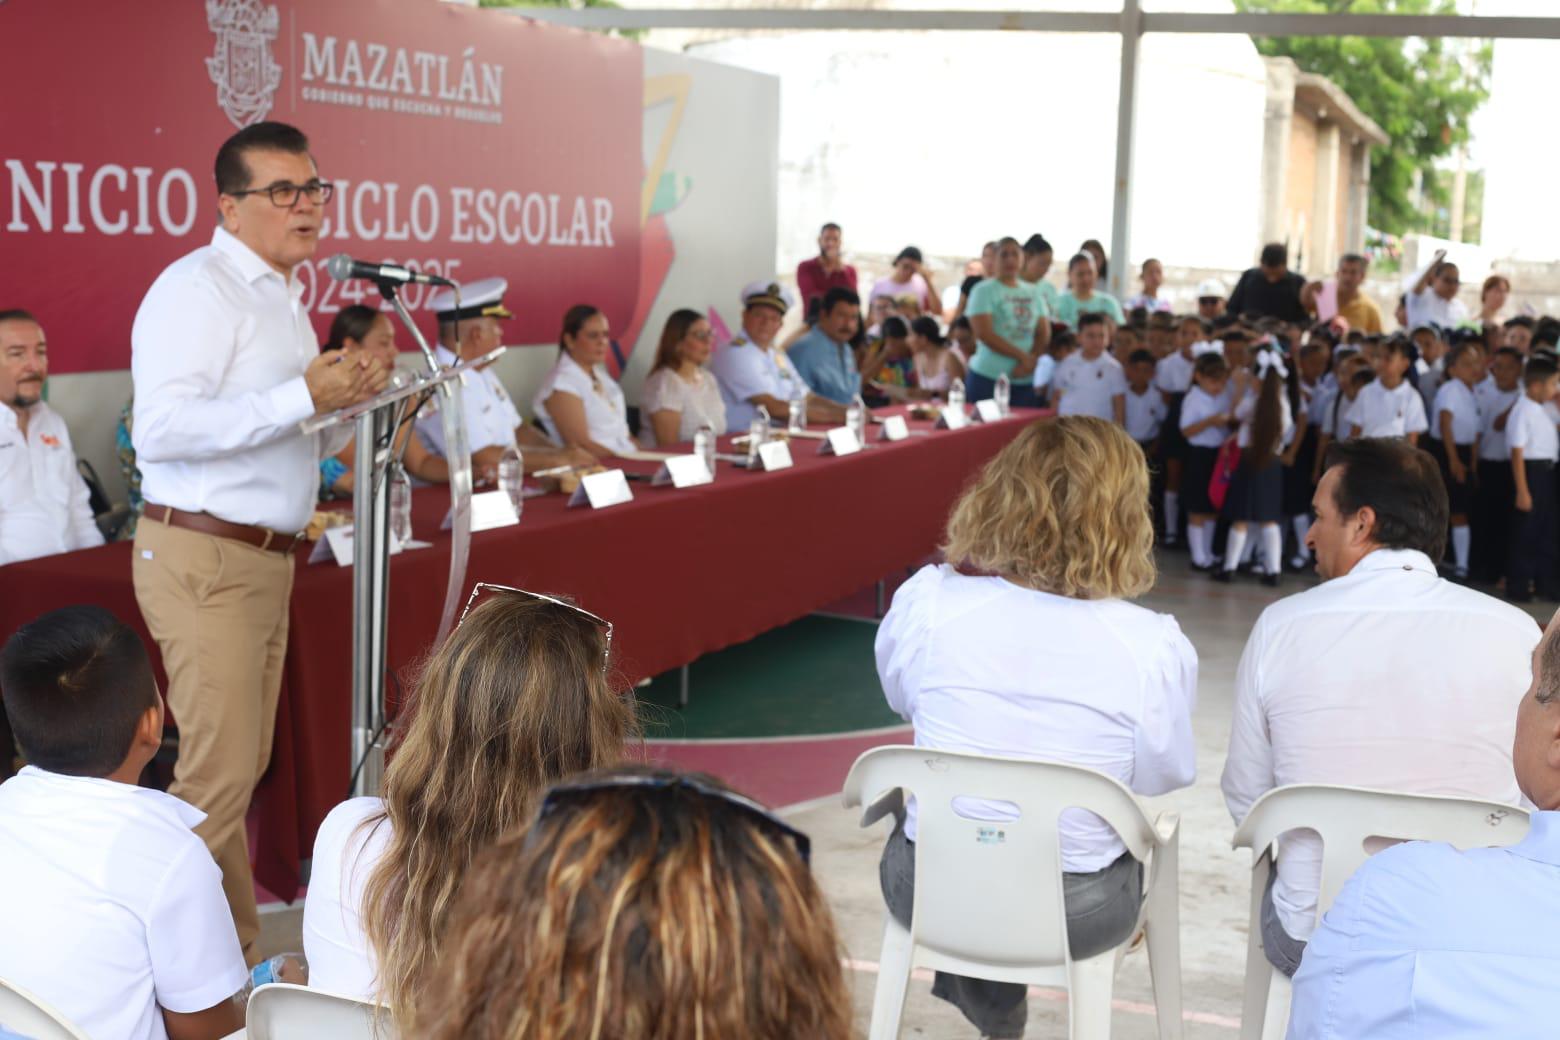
[0,0,644,374]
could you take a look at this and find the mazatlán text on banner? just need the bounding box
[1,0,644,374]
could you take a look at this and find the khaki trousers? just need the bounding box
[132,519,294,965]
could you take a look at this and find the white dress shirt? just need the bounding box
[1179,385,1232,448]
[302,796,391,1001]
[1506,395,1559,462]
[533,353,635,455]
[1345,379,1429,439]
[877,564,1198,873]
[1476,379,1521,462]
[1153,351,1195,396]
[639,365,729,447]
[1405,287,1469,332]
[1052,352,1128,421]
[0,402,104,564]
[710,337,812,431]
[1124,387,1168,442]
[1432,379,1481,445]
[1221,549,1537,941]
[131,227,344,532]
[414,345,522,458]
[0,767,247,1040]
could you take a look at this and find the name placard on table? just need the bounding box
[880,415,910,442]
[819,426,863,457]
[758,440,794,471]
[653,454,715,488]
[310,526,424,567]
[973,399,1004,423]
[936,405,970,430]
[568,469,635,509]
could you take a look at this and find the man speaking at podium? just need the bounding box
[130,121,387,962]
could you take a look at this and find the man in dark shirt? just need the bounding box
[1227,242,1309,324]
[796,222,858,314]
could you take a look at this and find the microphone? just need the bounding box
[326,253,454,287]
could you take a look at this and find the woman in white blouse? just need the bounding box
[640,308,728,447]
[301,588,634,1016]
[875,416,1197,1039]
[534,304,636,458]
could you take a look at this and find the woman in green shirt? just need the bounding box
[1054,252,1126,329]
[964,237,1052,407]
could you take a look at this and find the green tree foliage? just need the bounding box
[1232,0,1491,235]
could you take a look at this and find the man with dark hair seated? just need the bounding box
[1290,609,1560,1037]
[0,606,247,1040]
[1222,438,1539,977]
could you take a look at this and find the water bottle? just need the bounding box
[389,462,412,545]
[948,377,966,413]
[694,423,716,479]
[498,444,524,522]
[848,392,868,443]
[746,413,767,467]
[995,372,1012,417]
[788,394,807,434]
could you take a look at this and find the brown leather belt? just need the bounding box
[142,503,305,555]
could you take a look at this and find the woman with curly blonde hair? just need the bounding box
[874,415,1198,1039]
[300,586,636,1020]
[409,766,854,1040]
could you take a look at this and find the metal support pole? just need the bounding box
[350,405,394,798]
[1107,0,1142,302]
[678,664,691,709]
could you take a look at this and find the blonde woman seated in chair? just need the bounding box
[875,416,1198,1039]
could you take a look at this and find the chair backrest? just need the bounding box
[247,983,394,1040]
[843,745,1160,969]
[0,977,91,1040]
[1231,784,1530,917]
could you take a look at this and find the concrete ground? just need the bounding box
[256,551,1554,1037]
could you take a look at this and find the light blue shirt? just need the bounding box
[1288,810,1559,1039]
[787,327,859,405]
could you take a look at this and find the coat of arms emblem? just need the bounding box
[205,0,283,129]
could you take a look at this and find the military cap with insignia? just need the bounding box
[429,276,513,323]
[740,280,795,315]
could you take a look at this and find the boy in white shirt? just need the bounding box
[1433,341,1485,579]
[1507,358,1560,602]
[1051,312,1127,423]
[1347,339,1428,444]
[1124,349,1167,451]
[0,606,247,1040]
[1473,348,1526,583]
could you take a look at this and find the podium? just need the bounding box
[299,284,503,797]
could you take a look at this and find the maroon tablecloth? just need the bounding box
[0,406,1040,898]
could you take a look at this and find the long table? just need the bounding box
[0,406,1040,898]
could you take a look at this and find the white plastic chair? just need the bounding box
[1231,784,1530,1040]
[842,745,1183,1040]
[245,983,394,1040]
[0,976,90,1040]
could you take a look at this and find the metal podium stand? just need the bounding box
[300,283,505,798]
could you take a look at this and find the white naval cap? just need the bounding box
[1196,278,1226,299]
[428,277,513,322]
[739,280,794,315]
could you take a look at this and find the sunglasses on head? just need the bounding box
[539,772,812,866]
[458,582,613,668]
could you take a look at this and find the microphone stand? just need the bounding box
[301,277,491,798]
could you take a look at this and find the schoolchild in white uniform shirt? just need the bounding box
[1474,348,1526,582]
[1051,312,1127,423]
[1213,348,1293,586]
[1179,352,1235,570]
[1346,338,1429,443]
[1124,349,1167,450]
[1432,340,1486,578]
[1154,316,1206,547]
[1506,358,1560,602]
[0,607,247,1040]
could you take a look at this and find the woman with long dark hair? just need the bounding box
[640,308,727,447]
[533,304,636,458]
[1213,346,1293,585]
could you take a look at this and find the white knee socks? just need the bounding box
[1452,524,1471,572]
[1224,527,1249,573]
[1262,524,1283,575]
[1188,522,1210,567]
[1291,515,1310,562]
